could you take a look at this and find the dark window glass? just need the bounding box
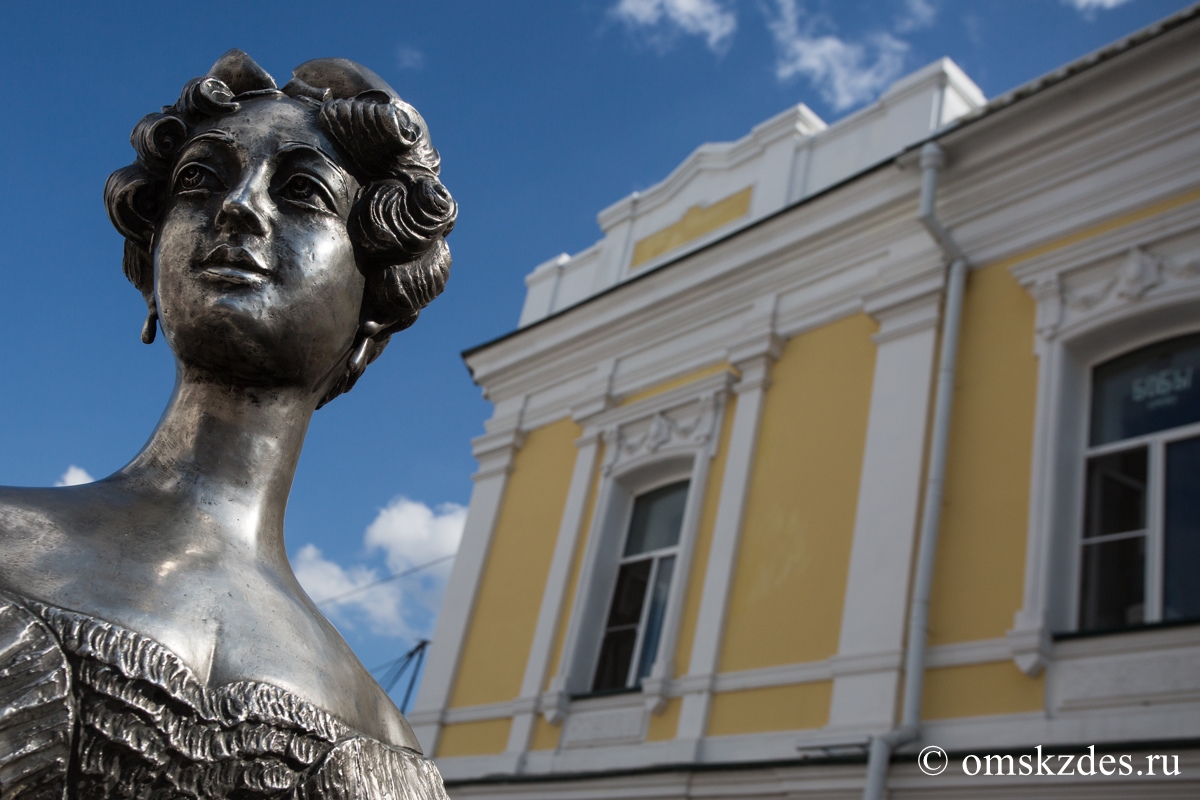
[592,560,651,691]
[635,555,675,683]
[1079,536,1145,631]
[592,629,637,692]
[1083,448,1147,539]
[1090,333,1200,446]
[1164,435,1200,622]
[624,481,689,556]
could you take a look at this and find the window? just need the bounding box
[591,480,689,692]
[1079,333,1200,632]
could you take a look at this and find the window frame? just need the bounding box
[1009,235,1200,676]
[590,477,690,693]
[544,374,731,717]
[566,457,699,701]
[1075,341,1200,631]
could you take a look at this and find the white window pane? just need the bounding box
[635,555,675,683]
[624,481,689,556]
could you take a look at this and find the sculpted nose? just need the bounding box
[215,175,268,236]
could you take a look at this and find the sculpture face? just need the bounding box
[154,96,364,390]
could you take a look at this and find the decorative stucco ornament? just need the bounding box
[0,50,456,799]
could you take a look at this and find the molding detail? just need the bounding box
[470,426,527,480]
[1031,246,1200,341]
[1007,627,1051,677]
[601,394,721,476]
[864,271,945,345]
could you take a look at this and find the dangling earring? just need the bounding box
[141,301,158,345]
[347,336,371,378]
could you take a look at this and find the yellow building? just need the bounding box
[413,8,1200,797]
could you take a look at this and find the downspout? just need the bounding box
[862,141,968,800]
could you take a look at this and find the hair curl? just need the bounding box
[104,51,456,406]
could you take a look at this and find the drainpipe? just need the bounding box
[862,141,969,800]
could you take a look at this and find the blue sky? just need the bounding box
[0,0,1191,707]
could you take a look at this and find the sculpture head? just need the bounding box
[105,50,456,406]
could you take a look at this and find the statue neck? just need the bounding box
[116,371,317,565]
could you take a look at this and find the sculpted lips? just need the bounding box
[199,244,270,286]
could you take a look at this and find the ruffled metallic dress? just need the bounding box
[0,591,448,800]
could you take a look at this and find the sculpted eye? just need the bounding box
[173,163,222,194]
[280,174,336,212]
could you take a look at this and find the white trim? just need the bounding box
[437,635,1026,727]
[442,751,1200,799]
[412,418,526,753]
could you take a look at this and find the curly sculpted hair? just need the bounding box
[104,50,457,405]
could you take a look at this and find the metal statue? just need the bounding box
[0,50,456,799]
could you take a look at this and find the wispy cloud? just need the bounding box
[610,0,738,53]
[765,0,908,111]
[293,497,465,641]
[964,11,984,47]
[896,0,937,33]
[396,45,425,71]
[1064,0,1135,11]
[56,465,94,486]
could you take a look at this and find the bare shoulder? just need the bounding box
[0,486,77,591]
[232,574,422,751]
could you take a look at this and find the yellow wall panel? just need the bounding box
[922,661,1044,720]
[674,396,738,677]
[630,187,753,268]
[928,263,1038,645]
[719,313,878,672]
[435,718,512,758]
[449,418,582,708]
[707,682,832,736]
[646,698,682,741]
[528,716,562,751]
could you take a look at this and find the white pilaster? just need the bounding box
[409,418,526,755]
[827,279,942,731]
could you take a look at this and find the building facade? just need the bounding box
[413,8,1200,797]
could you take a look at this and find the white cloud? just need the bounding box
[293,497,465,641]
[365,497,465,572]
[611,0,738,53]
[1064,0,1134,10]
[396,45,425,71]
[56,465,94,486]
[766,0,908,111]
[896,0,937,32]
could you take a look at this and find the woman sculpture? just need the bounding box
[0,51,456,799]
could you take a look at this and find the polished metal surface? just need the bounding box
[0,50,455,799]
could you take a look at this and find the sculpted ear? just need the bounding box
[105,166,158,247]
[105,166,159,298]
